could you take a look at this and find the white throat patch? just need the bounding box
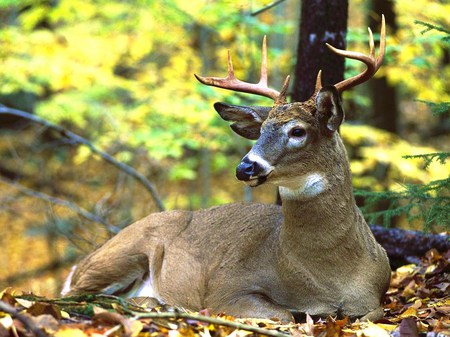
[279,172,328,199]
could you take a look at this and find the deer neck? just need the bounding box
[278,134,359,250]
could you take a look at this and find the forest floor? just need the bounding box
[0,249,448,337]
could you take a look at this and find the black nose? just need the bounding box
[236,157,262,181]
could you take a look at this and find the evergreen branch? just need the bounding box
[0,105,165,211]
[416,100,450,116]
[403,152,449,168]
[0,176,120,233]
[414,20,450,37]
[356,177,450,229]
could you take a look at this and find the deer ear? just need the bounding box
[315,86,344,134]
[213,102,271,140]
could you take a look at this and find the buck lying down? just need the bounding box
[63,19,391,322]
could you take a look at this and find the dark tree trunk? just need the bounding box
[368,1,399,133]
[292,0,348,102]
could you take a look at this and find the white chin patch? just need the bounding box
[279,172,328,199]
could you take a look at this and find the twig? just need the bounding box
[0,105,165,211]
[251,0,286,16]
[134,311,291,337]
[414,20,450,35]
[14,294,291,337]
[0,176,120,233]
[0,301,47,337]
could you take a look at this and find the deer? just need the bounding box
[62,16,391,323]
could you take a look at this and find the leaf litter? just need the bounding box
[0,249,448,337]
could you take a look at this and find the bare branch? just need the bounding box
[134,311,291,337]
[0,105,165,211]
[0,255,78,285]
[0,176,120,233]
[0,300,47,337]
[251,0,287,17]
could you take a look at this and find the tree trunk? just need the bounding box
[292,0,348,102]
[368,1,399,133]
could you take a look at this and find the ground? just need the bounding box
[0,249,448,337]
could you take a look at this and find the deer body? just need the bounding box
[64,17,391,322]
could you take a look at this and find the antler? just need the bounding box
[194,36,290,104]
[326,14,386,92]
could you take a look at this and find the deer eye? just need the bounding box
[289,127,306,138]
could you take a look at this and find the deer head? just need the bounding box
[195,16,385,195]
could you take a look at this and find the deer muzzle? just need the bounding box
[236,156,269,186]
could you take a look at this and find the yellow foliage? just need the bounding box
[389,0,450,101]
[342,124,448,190]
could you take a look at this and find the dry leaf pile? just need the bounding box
[0,249,448,337]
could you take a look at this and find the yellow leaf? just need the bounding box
[0,315,13,329]
[358,322,391,337]
[400,307,418,318]
[54,328,87,337]
[130,320,143,337]
[373,323,398,332]
[15,298,34,308]
[59,311,70,319]
[395,264,417,274]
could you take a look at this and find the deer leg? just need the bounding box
[63,251,151,296]
[220,294,294,323]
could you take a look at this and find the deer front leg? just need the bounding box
[219,294,294,323]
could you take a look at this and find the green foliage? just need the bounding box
[357,20,450,231]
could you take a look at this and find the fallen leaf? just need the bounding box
[0,315,13,330]
[32,314,60,333]
[399,318,419,337]
[27,302,62,320]
[400,307,417,319]
[15,298,34,309]
[0,322,8,337]
[93,311,131,336]
[373,323,398,332]
[54,328,87,337]
[129,319,143,337]
[358,322,390,337]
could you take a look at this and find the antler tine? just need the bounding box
[194,36,282,101]
[314,70,323,93]
[326,14,386,93]
[259,35,268,87]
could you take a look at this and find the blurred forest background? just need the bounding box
[0,0,448,297]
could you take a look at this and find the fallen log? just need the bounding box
[370,225,450,268]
